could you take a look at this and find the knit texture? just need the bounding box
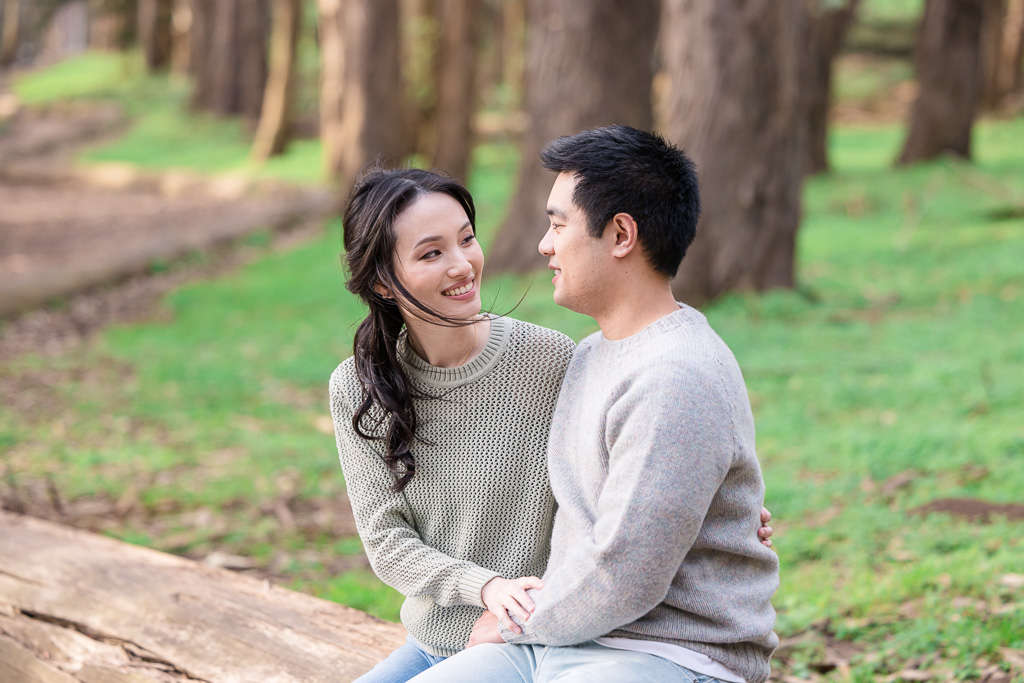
[329,315,575,657]
[504,305,780,683]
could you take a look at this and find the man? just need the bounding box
[410,125,779,683]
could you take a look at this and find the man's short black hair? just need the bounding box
[540,125,700,278]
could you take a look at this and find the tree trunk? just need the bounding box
[251,0,301,161]
[663,0,807,305]
[897,0,988,165]
[487,0,660,274]
[137,0,172,71]
[0,0,22,66]
[191,0,269,120]
[430,0,480,182]
[88,0,136,50]
[980,0,1006,110]
[998,0,1024,98]
[319,0,405,189]
[802,0,861,176]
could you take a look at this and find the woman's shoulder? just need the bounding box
[328,356,362,407]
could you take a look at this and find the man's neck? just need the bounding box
[591,278,681,341]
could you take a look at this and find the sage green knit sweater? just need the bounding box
[329,315,575,657]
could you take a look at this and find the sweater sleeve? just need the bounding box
[503,364,735,645]
[329,368,500,608]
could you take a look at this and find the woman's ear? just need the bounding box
[373,283,392,300]
[609,213,639,258]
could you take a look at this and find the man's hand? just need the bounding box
[467,610,505,648]
[759,506,774,549]
[480,576,545,634]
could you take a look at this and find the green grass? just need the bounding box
[12,52,326,185]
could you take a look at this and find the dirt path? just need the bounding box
[0,102,334,360]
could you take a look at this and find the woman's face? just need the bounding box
[389,192,484,322]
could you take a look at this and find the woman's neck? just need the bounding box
[404,315,490,368]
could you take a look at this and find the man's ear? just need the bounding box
[609,213,639,259]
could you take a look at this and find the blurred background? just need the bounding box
[1,0,1022,680]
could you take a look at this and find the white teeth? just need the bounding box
[443,281,473,296]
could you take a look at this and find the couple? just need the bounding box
[329,125,779,683]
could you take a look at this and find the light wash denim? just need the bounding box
[406,640,731,683]
[354,635,448,683]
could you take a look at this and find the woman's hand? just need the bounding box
[480,576,545,634]
[760,506,774,549]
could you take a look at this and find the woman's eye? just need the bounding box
[422,250,441,260]
[462,233,476,245]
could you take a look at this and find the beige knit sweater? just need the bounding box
[329,315,575,656]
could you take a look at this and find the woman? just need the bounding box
[329,168,772,682]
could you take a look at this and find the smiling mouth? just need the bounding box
[442,279,475,297]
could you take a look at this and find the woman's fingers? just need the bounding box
[759,524,773,538]
[508,589,533,620]
[761,506,772,523]
[516,576,545,592]
[493,605,520,634]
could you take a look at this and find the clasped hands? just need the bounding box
[472,575,544,646]
[468,507,775,648]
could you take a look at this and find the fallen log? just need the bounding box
[0,510,406,682]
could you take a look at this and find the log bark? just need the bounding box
[897,0,988,165]
[319,0,405,189]
[802,0,861,176]
[486,0,660,274]
[251,0,302,161]
[663,0,807,305]
[0,510,406,682]
[430,0,481,182]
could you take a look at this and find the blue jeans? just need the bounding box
[406,640,730,683]
[354,635,448,683]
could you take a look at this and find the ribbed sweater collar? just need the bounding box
[397,314,511,387]
[590,303,705,355]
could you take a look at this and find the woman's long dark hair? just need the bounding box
[342,168,477,492]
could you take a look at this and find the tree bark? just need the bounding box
[487,0,660,274]
[663,0,807,305]
[251,0,301,161]
[430,0,481,182]
[897,0,988,165]
[88,0,136,50]
[319,0,405,189]
[980,0,1006,110]
[998,0,1024,98]
[191,0,269,120]
[0,0,22,66]
[137,0,172,71]
[802,0,861,176]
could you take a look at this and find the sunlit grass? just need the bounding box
[13,51,326,186]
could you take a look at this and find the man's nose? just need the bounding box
[538,226,554,256]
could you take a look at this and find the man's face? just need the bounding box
[537,172,610,314]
